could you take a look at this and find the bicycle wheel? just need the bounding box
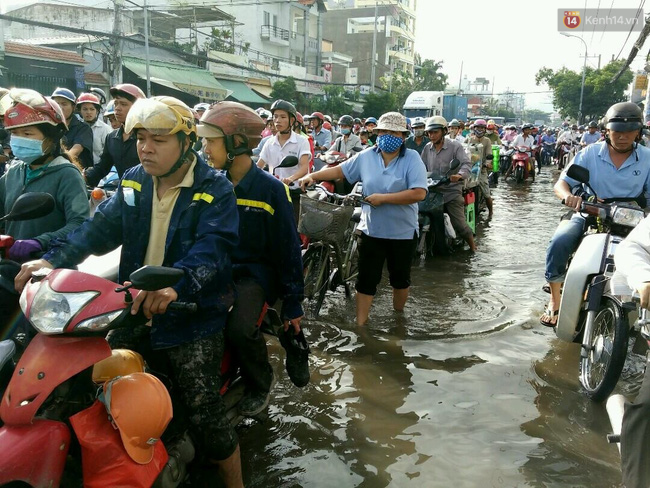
[579,297,629,402]
[302,244,330,318]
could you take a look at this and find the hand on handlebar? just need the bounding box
[364,193,385,206]
[299,175,315,190]
[449,174,463,183]
[563,194,583,212]
[14,258,54,293]
[130,284,178,320]
[284,315,303,335]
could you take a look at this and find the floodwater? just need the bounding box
[240,169,642,488]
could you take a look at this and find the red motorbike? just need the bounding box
[0,264,196,487]
[511,145,536,183]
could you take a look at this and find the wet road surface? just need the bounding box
[240,167,641,488]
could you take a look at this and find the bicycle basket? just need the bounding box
[418,191,444,213]
[298,195,355,244]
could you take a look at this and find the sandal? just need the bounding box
[539,308,559,328]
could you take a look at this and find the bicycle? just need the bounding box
[299,184,364,318]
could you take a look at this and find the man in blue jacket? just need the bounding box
[15,96,244,487]
[199,101,307,417]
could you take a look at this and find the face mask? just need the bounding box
[474,128,486,137]
[10,136,45,164]
[377,134,403,153]
[486,130,493,135]
[414,129,425,137]
[341,128,351,135]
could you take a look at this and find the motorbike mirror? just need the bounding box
[0,192,55,222]
[351,147,363,152]
[566,164,590,184]
[276,155,299,169]
[447,158,461,174]
[128,266,184,291]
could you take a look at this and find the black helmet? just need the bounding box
[522,123,534,130]
[338,115,354,126]
[588,121,598,128]
[270,99,297,120]
[354,117,361,124]
[605,102,643,132]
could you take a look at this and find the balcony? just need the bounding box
[260,25,290,47]
[290,32,320,54]
[388,47,414,65]
[389,23,414,42]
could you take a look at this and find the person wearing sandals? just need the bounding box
[540,102,650,327]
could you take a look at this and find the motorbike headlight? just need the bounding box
[612,207,645,228]
[28,281,98,334]
[75,310,123,332]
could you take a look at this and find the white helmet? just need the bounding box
[412,117,426,128]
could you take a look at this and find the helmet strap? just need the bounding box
[223,134,251,171]
[158,139,192,178]
[605,135,636,154]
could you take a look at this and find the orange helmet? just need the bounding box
[92,349,146,383]
[197,101,265,152]
[101,372,173,464]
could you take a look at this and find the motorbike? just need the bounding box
[558,140,579,170]
[541,141,555,166]
[555,164,646,401]
[416,158,462,258]
[510,145,536,183]
[499,141,515,176]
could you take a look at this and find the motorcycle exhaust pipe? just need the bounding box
[605,394,627,453]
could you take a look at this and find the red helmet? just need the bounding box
[76,92,102,111]
[197,101,265,151]
[323,121,332,131]
[4,88,67,132]
[473,119,487,127]
[295,111,304,125]
[109,83,145,102]
[310,111,324,123]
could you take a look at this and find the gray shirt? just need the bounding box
[420,138,471,203]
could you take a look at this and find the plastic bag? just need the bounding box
[70,401,168,488]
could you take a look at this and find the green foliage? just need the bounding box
[362,91,397,117]
[157,40,194,53]
[536,60,633,122]
[204,28,234,54]
[270,77,313,114]
[310,85,352,119]
[523,109,551,124]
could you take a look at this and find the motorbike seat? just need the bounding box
[351,207,361,223]
[0,339,16,372]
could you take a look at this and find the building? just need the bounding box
[324,0,417,90]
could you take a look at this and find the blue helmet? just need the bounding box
[51,87,76,104]
[365,117,378,126]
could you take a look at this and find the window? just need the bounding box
[273,14,278,28]
[264,11,270,25]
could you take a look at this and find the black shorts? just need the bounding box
[355,232,416,296]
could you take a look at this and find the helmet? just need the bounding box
[448,118,461,128]
[76,92,102,111]
[295,111,304,125]
[310,111,325,123]
[588,121,598,128]
[270,99,297,121]
[522,123,534,130]
[0,90,12,117]
[473,119,487,127]
[197,101,265,152]
[571,124,578,130]
[405,117,412,129]
[425,115,448,132]
[323,114,332,124]
[92,349,146,383]
[89,87,107,105]
[338,115,354,126]
[101,373,172,465]
[125,96,196,140]
[51,87,76,105]
[411,117,426,128]
[104,99,115,117]
[110,83,146,102]
[323,121,332,131]
[364,117,378,126]
[605,102,643,132]
[4,88,68,131]
[354,117,361,124]
[193,102,210,112]
[578,125,585,130]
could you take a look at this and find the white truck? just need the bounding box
[403,91,444,119]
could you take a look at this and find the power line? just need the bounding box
[599,0,616,42]
[614,0,646,60]
[590,0,602,46]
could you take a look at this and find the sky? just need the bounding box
[415,0,648,112]
[2,0,649,112]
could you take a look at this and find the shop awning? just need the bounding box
[246,82,273,99]
[216,79,269,105]
[123,57,229,101]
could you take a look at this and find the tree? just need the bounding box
[414,59,448,92]
[535,60,633,122]
[380,56,449,112]
[270,77,303,106]
[523,109,551,124]
[362,91,397,117]
[203,28,234,54]
[310,85,352,118]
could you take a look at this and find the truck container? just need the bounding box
[442,95,468,122]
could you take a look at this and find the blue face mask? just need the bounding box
[341,128,351,135]
[10,136,45,164]
[376,134,403,153]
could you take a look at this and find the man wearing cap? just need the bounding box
[77,93,112,165]
[52,88,94,169]
[580,121,602,147]
[364,117,378,146]
[299,112,427,325]
[84,84,146,187]
[309,112,332,152]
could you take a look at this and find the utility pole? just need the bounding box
[143,0,151,96]
[370,1,378,93]
[457,61,463,95]
[561,32,587,123]
[111,0,123,86]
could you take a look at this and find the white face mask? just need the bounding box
[414,129,425,137]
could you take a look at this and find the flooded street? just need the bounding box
[240,168,636,488]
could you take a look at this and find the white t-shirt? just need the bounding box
[90,119,113,165]
[259,131,312,180]
[512,134,535,148]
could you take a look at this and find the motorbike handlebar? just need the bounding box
[168,301,198,313]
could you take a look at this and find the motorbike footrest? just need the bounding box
[607,433,620,444]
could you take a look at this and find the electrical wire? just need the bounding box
[590,0,602,46]
[614,0,646,60]
[599,0,616,42]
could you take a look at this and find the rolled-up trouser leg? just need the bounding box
[544,214,586,283]
[622,360,650,488]
[225,278,273,394]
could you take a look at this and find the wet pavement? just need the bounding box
[240,167,641,487]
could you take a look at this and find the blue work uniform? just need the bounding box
[85,127,139,187]
[64,115,94,169]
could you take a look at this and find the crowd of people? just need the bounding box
[3,82,650,486]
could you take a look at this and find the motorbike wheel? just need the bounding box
[514,166,524,183]
[579,297,629,402]
[302,244,330,318]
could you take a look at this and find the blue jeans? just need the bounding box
[545,214,586,283]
